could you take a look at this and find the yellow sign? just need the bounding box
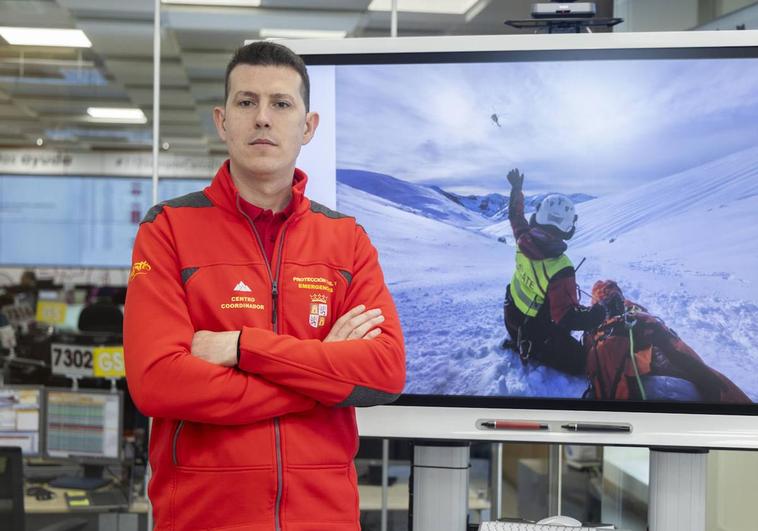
[93,346,125,378]
[35,301,67,325]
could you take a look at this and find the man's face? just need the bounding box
[214,64,318,182]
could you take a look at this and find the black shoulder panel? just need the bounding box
[339,269,353,287]
[181,267,199,284]
[141,191,213,224]
[309,200,352,221]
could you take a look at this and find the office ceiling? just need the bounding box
[0,0,618,154]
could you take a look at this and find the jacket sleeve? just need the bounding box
[509,188,530,240]
[124,212,316,425]
[238,224,406,407]
[549,269,605,331]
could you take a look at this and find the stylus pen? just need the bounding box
[481,421,548,430]
[561,423,631,432]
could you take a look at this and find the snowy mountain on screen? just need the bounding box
[338,169,595,227]
[432,187,509,219]
[337,169,488,228]
[336,144,758,402]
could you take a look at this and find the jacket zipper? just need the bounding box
[271,229,287,531]
[236,194,288,531]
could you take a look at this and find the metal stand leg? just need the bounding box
[648,448,708,531]
[490,443,503,520]
[412,443,470,531]
[381,438,389,531]
[548,444,562,516]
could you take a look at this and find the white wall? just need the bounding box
[614,0,700,32]
[707,450,758,531]
[719,0,758,15]
[698,0,758,29]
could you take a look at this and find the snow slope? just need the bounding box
[335,144,758,401]
[570,145,758,398]
[572,145,758,248]
[337,182,588,398]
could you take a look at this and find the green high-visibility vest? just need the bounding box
[509,251,573,317]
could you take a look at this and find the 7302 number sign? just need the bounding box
[50,344,125,379]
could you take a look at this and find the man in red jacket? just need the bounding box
[124,41,406,531]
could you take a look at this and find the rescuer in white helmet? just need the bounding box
[502,168,605,375]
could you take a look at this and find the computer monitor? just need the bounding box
[0,446,24,531]
[0,386,43,456]
[44,389,122,461]
[291,31,758,448]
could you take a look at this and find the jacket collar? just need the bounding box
[205,159,310,218]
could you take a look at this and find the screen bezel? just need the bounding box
[289,31,758,446]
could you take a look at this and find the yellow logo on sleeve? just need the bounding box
[130,260,151,281]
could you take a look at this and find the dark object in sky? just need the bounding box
[490,113,501,127]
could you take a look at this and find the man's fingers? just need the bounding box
[345,308,382,331]
[349,314,384,339]
[362,328,382,340]
[330,304,366,336]
[324,306,384,343]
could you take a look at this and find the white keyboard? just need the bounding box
[479,522,610,531]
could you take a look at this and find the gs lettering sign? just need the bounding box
[93,347,125,378]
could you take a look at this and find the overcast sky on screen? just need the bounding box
[335,58,758,195]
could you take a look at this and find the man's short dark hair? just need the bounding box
[224,41,310,111]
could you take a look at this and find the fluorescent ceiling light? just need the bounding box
[0,27,91,48]
[368,0,480,14]
[161,0,261,6]
[259,29,347,40]
[87,107,147,123]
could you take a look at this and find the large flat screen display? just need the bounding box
[0,176,208,268]
[293,31,758,448]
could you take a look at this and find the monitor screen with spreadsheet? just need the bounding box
[0,386,43,456]
[44,389,121,461]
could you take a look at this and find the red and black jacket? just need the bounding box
[507,188,603,330]
[124,161,406,531]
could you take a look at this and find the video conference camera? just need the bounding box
[505,0,621,33]
[531,2,597,19]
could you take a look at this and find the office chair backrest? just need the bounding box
[0,446,25,531]
[77,299,123,334]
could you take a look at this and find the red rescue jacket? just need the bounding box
[585,307,750,403]
[124,161,406,531]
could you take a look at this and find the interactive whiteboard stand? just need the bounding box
[411,443,470,531]
[407,444,708,531]
[648,448,707,531]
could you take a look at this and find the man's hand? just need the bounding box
[507,168,524,189]
[191,330,240,367]
[324,304,384,343]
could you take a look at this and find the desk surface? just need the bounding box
[24,482,147,514]
[358,483,490,511]
[25,482,485,514]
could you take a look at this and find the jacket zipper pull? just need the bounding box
[271,280,279,327]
